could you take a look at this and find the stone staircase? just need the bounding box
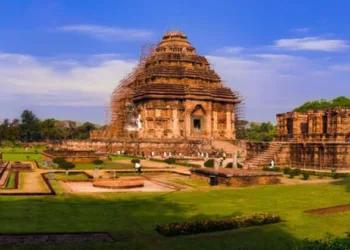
[244,142,282,168]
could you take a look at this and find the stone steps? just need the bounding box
[245,143,282,168]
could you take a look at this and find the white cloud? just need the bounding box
[330,64,350,71]
[274,37,350,52]
[0,53,137,106]
[57,25,153,41]
[215,46,244,54]
[207,53,350,121]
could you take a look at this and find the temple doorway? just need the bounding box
[193,119,201,131]
[191,105,205,134]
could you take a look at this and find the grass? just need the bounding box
[109,155,142,161]
[74,161,133,170]
[53,172,90,181]
[169,178,209,188]
[2,154,42,161]
[5,172,16,188]
[1,178,350,249]
[1,146,45,153]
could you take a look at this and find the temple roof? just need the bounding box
[133,83,240,103]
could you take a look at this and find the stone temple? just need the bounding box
[67,31,242,155]
[245,107,350,170]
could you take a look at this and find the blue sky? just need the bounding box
[1,0,350,124]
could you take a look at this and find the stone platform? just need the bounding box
[92,177,144,189]
[190,168,282,186]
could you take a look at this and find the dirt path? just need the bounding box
[281,177,339,185]
[306,204,350,215]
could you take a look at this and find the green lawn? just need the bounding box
[109,155,140,161]
[0,179,350,249]
[5,172,16,188]
[53,172,90,181]
[74,161,133,170]
[2,153,42,161]
[1,146,45,153]
[1,147,43,161]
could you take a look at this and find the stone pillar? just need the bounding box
[226,111,232,139]
[232,151,237,169]
[172,109,179,138]
[185,113,191,138]
[213,111,218,135]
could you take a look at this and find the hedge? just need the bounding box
[155,213,281,237]
[149,158,201,168]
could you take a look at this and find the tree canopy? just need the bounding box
[236,121,277,142]
[0,110,98,142]
[294,96,350,112]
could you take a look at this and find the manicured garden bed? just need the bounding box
[53,172,91,181]
[155,213,281,236]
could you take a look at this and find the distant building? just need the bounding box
[277,107,350,142]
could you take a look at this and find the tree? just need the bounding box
[20,110,41,142]
[40,119,64,141]
[53,157,66,166]
[72,122,96,140]
[204,159,215,168]
[294,96,350,112]
[59,161,76,176]
[131,159,140,164]
[164,157,176,165]
[92,159,104,169]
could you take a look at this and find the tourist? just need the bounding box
[220,157,223,167]
[135,162,141,174]
[270,159,275,168]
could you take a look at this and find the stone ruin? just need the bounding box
[66,31,243,156]
[245,107,350,170]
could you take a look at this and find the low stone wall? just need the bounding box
[246,141,350,169]
[190,168,281,186]
[62,139,212,156]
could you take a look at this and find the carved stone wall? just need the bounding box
[277,107,350,142]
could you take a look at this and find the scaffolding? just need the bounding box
[233,91,246,138]
[104,42,156,139]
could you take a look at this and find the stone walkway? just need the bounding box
[61,180,174,193]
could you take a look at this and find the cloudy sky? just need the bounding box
[1,1,350,124]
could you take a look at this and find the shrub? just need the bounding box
[204,159,215,168]
[283,167,291,175]
[331,168,337,173]
[131,159,140,164]
[164,157,176,165]
[289,172,295,179]
[318,173,324,179]
[155,213,281,237]
[302,172,310,180]
[93,160,104,166]
[59,161,76,176]
[333,173,340,179]
[301,233,350,250]
[225,162,243,169]
[262,167,281,172]
[53,157,66,165]
[225,162,233,168]
[294,168,302,176]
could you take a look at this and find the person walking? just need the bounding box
[135,162,142,174]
